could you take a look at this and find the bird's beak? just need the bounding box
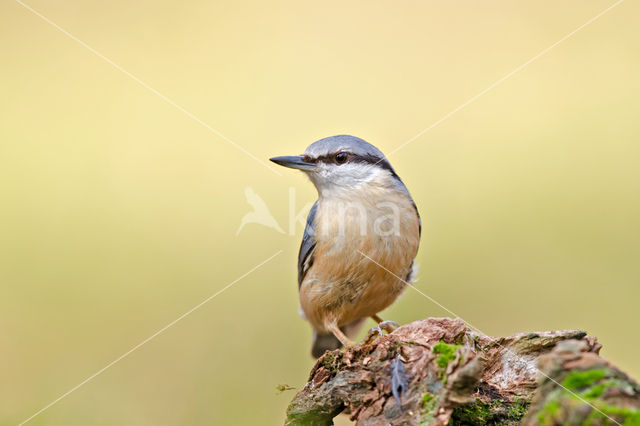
[269,155,315,171]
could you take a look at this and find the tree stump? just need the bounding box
[285,318,640,425]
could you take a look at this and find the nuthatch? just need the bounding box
[271,135,421,358]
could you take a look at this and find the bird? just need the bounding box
[270,135,421,358]
[236,187,285,235]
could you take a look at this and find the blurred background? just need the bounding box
[1,0,639,424]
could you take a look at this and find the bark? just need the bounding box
[285,318,639,425]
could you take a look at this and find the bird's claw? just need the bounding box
[379,320,399,333]
[363,326,384,344]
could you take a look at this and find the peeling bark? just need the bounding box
[285,318,639,425]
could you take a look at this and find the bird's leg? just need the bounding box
[371,314,399,334]
[326,323,354,348]
[363,325,384,344]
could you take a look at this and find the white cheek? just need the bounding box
[311,164,379,191]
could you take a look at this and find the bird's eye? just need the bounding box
[335,152,348,164]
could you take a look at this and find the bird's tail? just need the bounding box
[311,333,341,358]
[311,319,366,358]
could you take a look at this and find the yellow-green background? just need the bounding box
[1,1,638,424]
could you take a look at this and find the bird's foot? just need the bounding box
[379,320,399,334]
[362,326,384,344]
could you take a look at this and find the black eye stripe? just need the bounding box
[305,152,398,177]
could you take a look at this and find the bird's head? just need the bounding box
[270,135,399,196]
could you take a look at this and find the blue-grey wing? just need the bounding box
[393,175,421,237]
[297,201,317,288]
[392,176,421,280]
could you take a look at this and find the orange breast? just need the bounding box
[299,188,420,332]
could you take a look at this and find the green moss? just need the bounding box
[451,400,494,424]
[507,397,528,419]
[422,393,435,409]
[562,369,606,390]
[537,400,561,425]
[450,398,529,425]
[320,352,341,373]
[582,383,606,399]
[534,374,639,426]
[624,411,640,426]
[286,404,343,426]
[579,378,630,400]
[584,402,640,426]
[419,392,438,425]
[432,341,461,369]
